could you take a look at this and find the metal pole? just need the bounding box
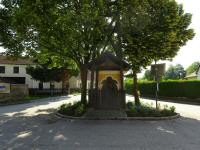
[155,60,159,109]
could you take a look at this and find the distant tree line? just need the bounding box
[143,61,200,80]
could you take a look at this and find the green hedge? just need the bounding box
[125,80,200,99]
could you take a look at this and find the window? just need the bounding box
[13,66,19,74]
[0,66,5,73]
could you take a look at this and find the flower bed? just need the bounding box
[58,101,87,117]
[126,102,176,117]
[57,101,178,119]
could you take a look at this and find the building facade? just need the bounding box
[184,65,200,80]
[0,56,84,91]
[197,65,200,80]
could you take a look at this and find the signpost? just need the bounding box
[151,62,166,109]
[0,83,10,93]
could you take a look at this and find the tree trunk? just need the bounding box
[133,71,140,106]
[90,70,94,90]
[62,69,70,94]
[80,66,88,105]
[50,81,53,96]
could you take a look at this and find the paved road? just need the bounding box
[0,95,200,150]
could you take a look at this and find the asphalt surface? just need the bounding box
[0,95,200,150]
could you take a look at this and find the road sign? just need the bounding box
[0,83,10,93]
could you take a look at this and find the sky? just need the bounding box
[168,0,200,68]
[0,0,200,71]
[138,0,200,77]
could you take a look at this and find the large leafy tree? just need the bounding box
[147,0,195,61]
[0,0,111,104]
[186,62,200,75]
[120,0,194,105]
[0,0,195,107]
[106,0,152,105]
[164,64,186,80]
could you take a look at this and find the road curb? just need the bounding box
[55,111,180,121]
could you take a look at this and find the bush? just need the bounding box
[126,102,176,117]
[58,101,87,117]
[70,88,81,94]
[125,80,200,99]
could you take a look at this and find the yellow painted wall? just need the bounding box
[98,71,121,89]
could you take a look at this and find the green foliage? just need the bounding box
[122,0,195,73]
[186,62,200,75]
[121,1,154,72]
[170,106,176,113]
[120,0,194,106]
[74,104,85,117]
[0,0,109,65]
[0,0,110,104]
[0,0,195,105]
[164,64,186,80]
[58,101,87,117]
[127,101,134,109]
[125,80,200,99]
[125,78,133,94]
[143,70,154,81]
[26,58,79,83]
[126,102,176,117]
[26,65,63,82]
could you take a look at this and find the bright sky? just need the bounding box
[0,0,199,70]
[168,0,200,68]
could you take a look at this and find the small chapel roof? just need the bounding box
[88,52,129,70]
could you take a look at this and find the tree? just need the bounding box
[107,0,153,105]
[26,57,79,93]
[0,0,195,107]
[143,70,154,81]
[121,0,194,106]
[186,62,200,75]
[164,64,186,80]
[27,66,63,83]
[0,0,110,104]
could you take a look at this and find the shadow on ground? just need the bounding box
[1,107,200,150]
[0,96,72,115]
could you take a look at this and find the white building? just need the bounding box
[184,65,200,80]
[197,65,200,80]
[0,56,83,91]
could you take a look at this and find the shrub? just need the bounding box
[59,103,73,115]
[70,88,81,94]
[127,101,134,109]
[74,103,86,117]
[125,80,200,99]
[126,102,176,117]
[58,101,87,117]
[170,106,176,113]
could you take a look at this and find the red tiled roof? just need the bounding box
[0,56,34,65]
